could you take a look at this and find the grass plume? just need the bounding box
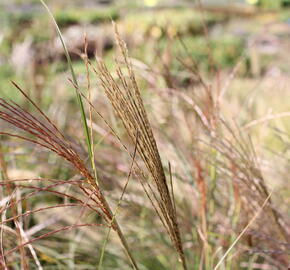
[95,24,187,270]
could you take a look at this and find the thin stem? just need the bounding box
[98,133,139,270]
[39,0,95,180]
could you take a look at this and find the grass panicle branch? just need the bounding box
[0,83,140,270]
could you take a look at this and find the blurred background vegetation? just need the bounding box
[1,0,290,269]
[2,0,290,100]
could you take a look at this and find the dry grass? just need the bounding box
[0,82,140,269]
[95,24,187,270]
[0,21,290,269]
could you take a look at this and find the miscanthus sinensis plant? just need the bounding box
[0,5,289,270]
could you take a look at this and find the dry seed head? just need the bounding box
[0,86,116,226]
[95,24,187,270]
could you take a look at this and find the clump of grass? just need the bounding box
[1,3,290,268]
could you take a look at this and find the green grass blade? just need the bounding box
[39,0,94,170]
